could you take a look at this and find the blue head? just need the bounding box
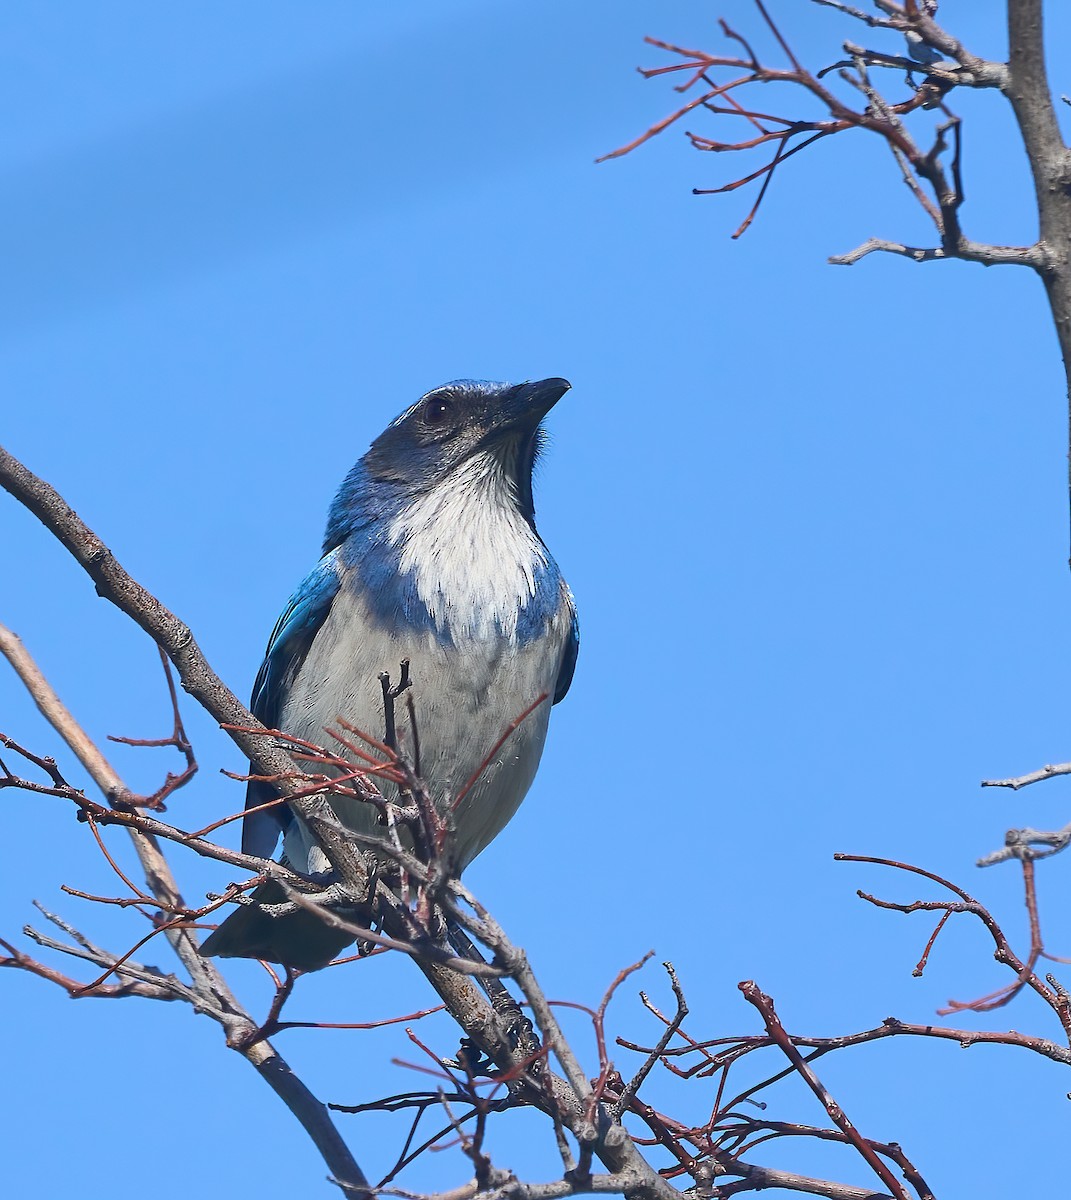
[324,378,570,553]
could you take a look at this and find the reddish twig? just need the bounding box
[739,980,913,1200]
[0,935,179,1002]
[837,853,1071,1036]
[107,649,197,810]
[613,961,688,1119]
[600,0,1026,267]
[452,693,549,810]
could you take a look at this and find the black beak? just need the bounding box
[499,377,571,432]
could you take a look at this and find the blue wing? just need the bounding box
[553,603,579,704]
[242,552,342,857]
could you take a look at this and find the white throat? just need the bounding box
[387,446,546,641]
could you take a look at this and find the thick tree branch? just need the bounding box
[1005,0,1067,203]
[0,448,309,793]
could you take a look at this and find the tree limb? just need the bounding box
[0,620,372,1199]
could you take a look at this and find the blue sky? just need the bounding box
[3,2,1071,1196]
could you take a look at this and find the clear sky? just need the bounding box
[3,2,1070,1196]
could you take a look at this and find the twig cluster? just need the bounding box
[602,0,1052,271]
[5,416,1071,1200]
[8,621,1070,1200]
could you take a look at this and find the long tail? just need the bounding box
[199,880,357,972]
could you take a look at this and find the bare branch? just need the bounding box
[981,761,1071,790]
[0,449,349,841]
[739,982,913,1200]
[0,622,372,1198]
[837,854,1071,1037]
[830,235,1045,267]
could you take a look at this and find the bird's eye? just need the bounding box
[422,395,455,426]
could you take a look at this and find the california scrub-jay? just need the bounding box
[200,378,578,968]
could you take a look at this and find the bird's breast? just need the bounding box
[281,583,572,870]
[349,470,563,646]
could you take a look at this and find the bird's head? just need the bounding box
[325,378,570,551]
[367,377,570,498]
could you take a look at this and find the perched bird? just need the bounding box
[905,3,942,66]
[200,378,578,969]
[904,30,942,65]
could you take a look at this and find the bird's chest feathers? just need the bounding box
[376,454,554,643]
